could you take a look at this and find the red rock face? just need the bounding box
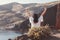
[44,4,57,26]
[43,3,60,29]
[56,3,60,29]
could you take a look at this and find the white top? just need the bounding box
[29,15,43,28]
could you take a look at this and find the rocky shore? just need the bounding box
[8,25,60,40]
[9,25,53,40]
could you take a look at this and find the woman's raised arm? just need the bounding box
[41,7,47,16]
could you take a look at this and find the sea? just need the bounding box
[0,30,21,40]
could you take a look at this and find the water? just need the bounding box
[0,30,21,40]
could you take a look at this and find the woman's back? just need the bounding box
[29,14,43,28]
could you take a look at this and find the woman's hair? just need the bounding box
[33,14,39,23]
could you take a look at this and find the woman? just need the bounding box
[25,7,47,28]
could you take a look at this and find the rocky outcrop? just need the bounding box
[9,25,52,40]
[9,25,60,40]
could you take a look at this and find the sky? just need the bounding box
[0,0,58,5]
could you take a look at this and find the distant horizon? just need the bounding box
[0,0,58,5]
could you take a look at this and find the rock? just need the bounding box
[13,25,52,40]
